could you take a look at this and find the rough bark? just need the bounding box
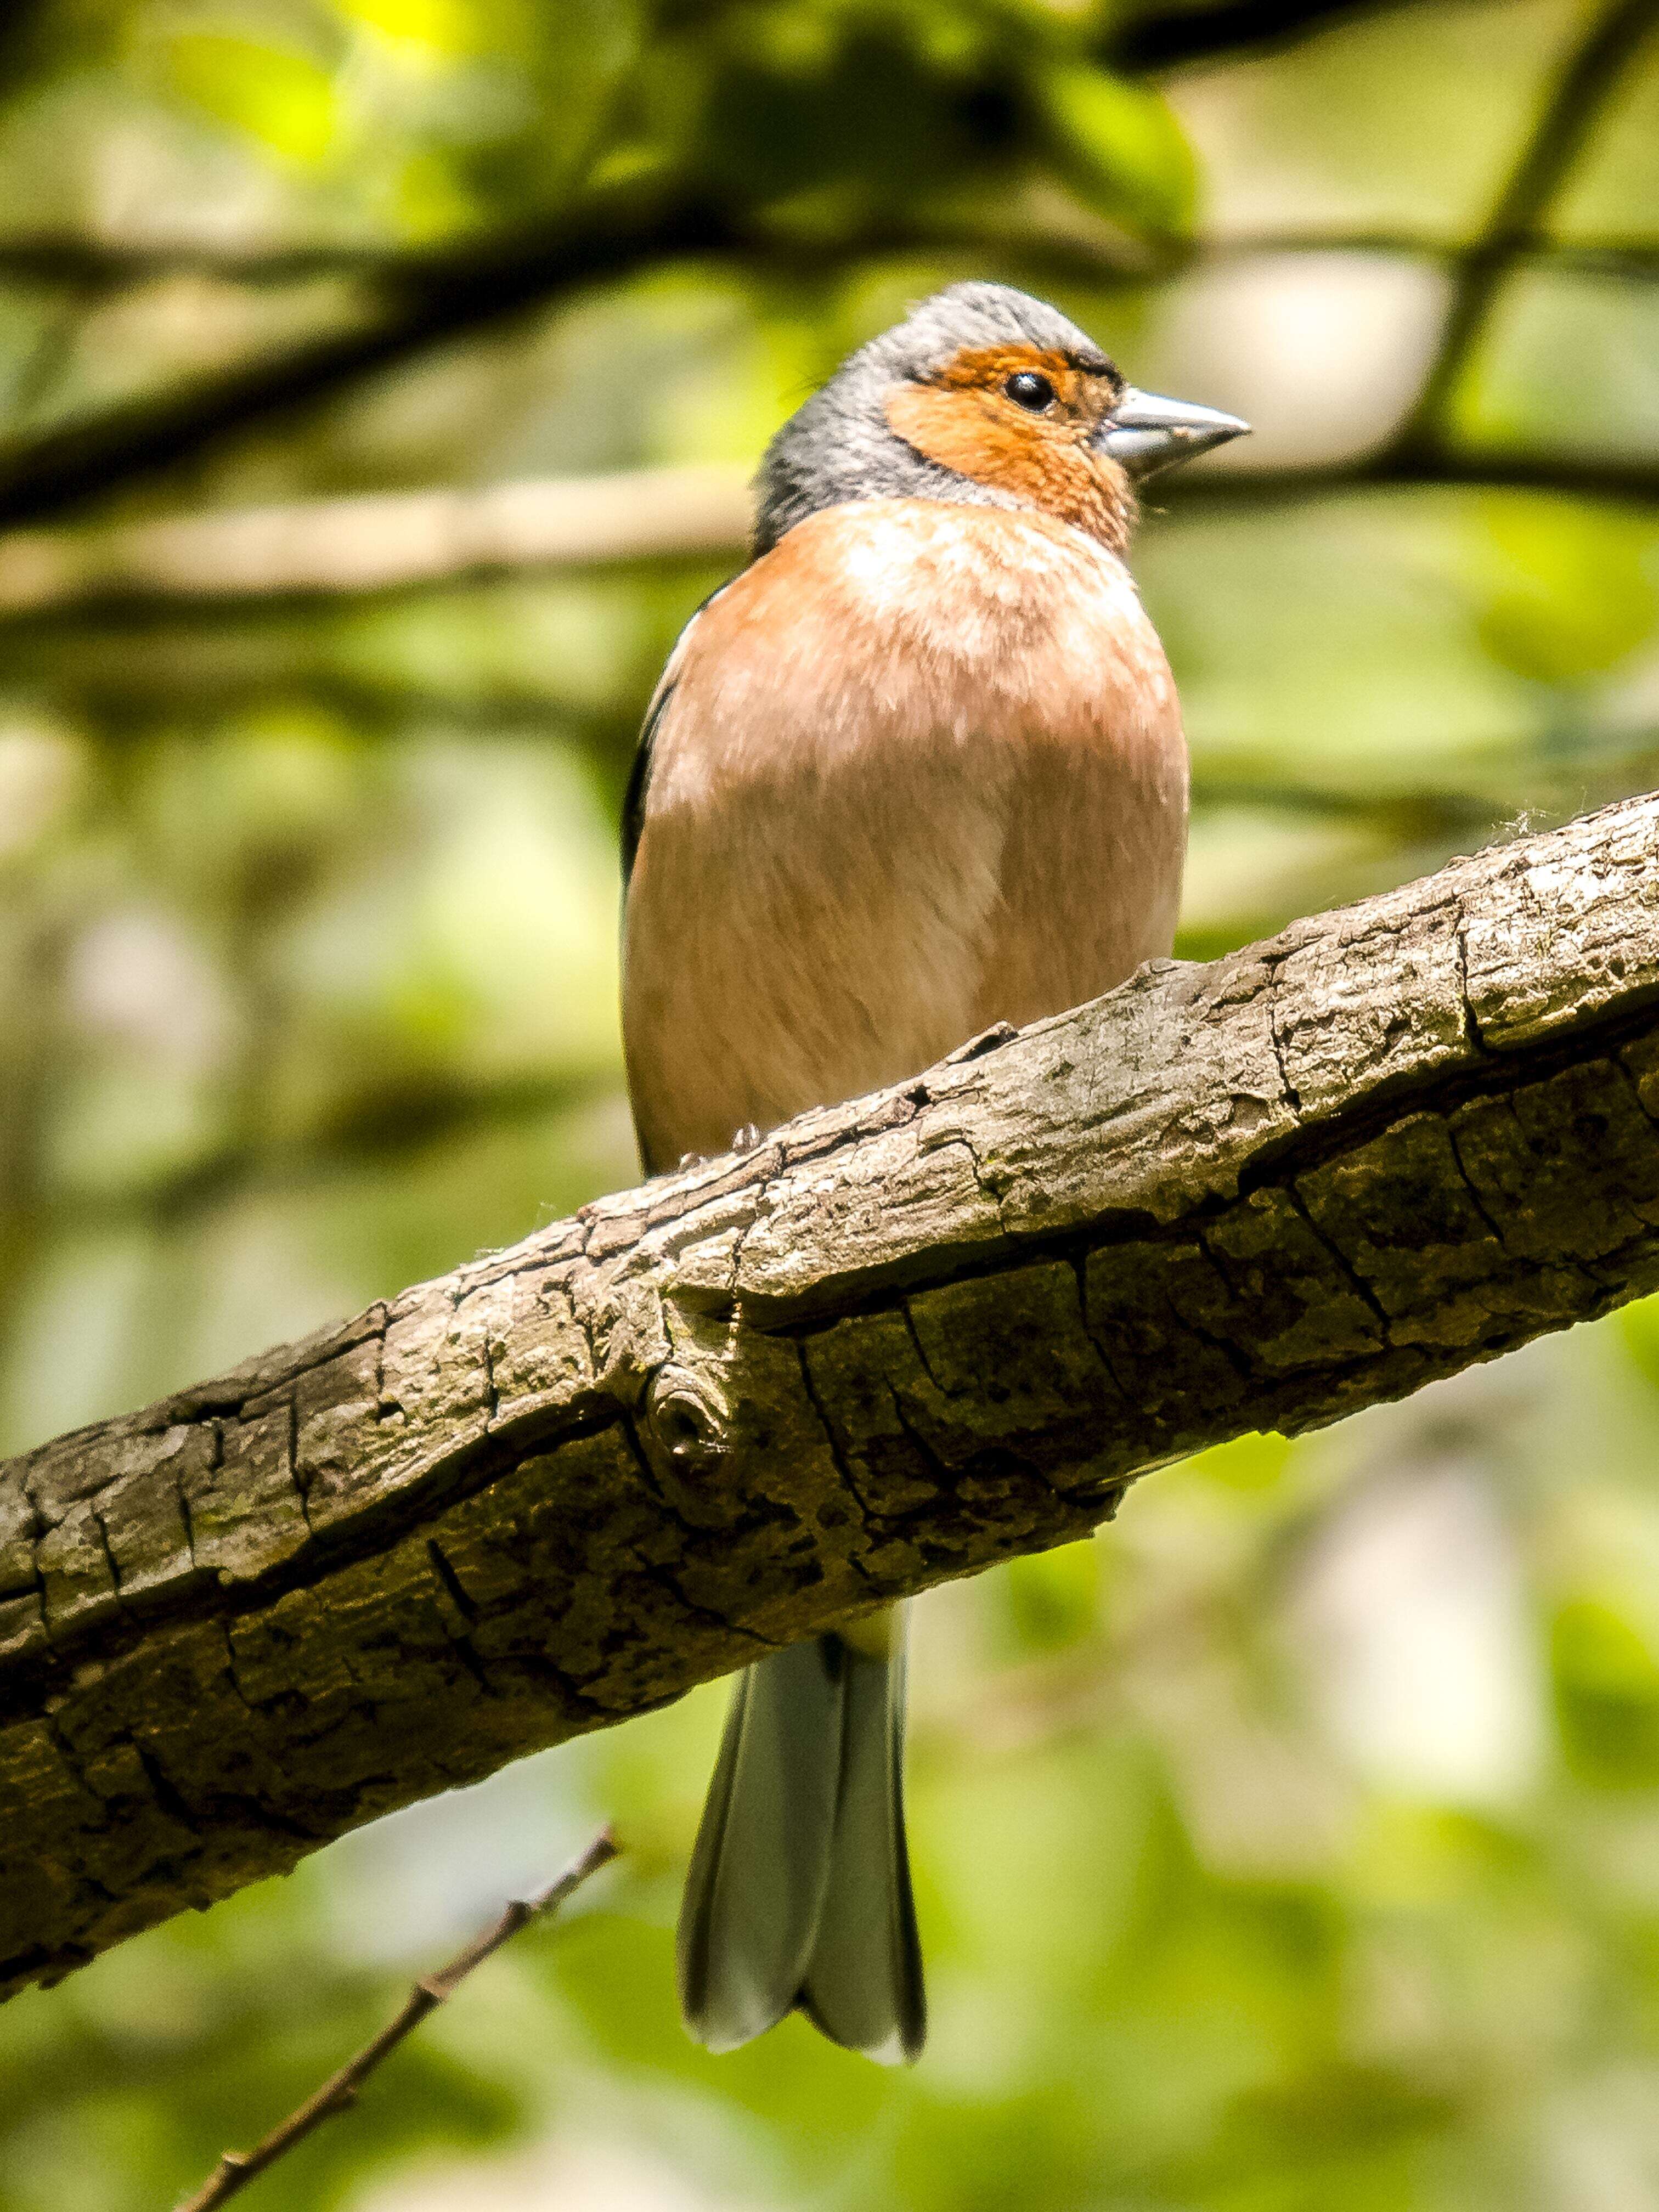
[8,792,1659,2002]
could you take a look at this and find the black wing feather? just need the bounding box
[621,676,673,889]
[620,582,731,891]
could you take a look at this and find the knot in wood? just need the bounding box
[644,1364,728,1471]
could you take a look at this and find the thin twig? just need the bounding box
[173,1828,619,2212]
[1400,0,1658,443]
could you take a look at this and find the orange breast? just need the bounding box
[622,498,1187,1171]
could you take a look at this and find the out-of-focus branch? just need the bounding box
[5,434,1658,625]
[0,465,754,614]
[0,192,1161,531]
[1165,444,1659,509]
[0,42,1647,539]
[0,216,1157,289]
[173,1829,618,2212]
[0,228,1650,288]
[0,189,727,527]
[0,0,1637,538]
[1111,0,1446,70]
[1401,0,1657,444]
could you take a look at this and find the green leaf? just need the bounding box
[1551,1595,1659,1788]
[165,33,338,167]
[1037,63,1197,237]
[334,0,484,52]
[1475,494,1658,686]
[999,1539,1103,1655]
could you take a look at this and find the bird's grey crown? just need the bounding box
[751,283,1119,557]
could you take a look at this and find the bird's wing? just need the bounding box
[621,583,731,891]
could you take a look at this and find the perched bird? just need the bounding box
[620,283,1246,2064]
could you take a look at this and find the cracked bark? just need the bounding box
[8,791,1659,2001]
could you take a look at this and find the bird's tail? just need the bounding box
[676,1607,925,2063]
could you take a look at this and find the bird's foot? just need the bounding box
[675,1126,764,1171]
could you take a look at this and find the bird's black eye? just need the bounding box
[1005,370,1056,412]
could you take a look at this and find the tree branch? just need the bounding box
[9,791,1659,2002]
[1398,0,1657,447]
[0,192,1159,531]
[0,203,1648,549]
[1110,0,1436,71]
[0,189,728,527]
[3,224,1650,289]
[173,1828,617,2212]
[0,465,754,616]
[1166,443,1659,509]
[4,430,1658,630]
[0,0,1637,537]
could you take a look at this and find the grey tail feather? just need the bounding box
[676,1627,926,2063]
[797,1632,926,2063]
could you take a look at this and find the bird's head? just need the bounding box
[753,281,1248,559]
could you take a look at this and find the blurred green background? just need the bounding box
[3,0,1659,2205]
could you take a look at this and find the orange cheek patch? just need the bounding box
[885,381,1134,554]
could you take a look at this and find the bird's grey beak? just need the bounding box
[1098,388,1250,481]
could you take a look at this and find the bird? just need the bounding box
[619,281,1246,2065]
